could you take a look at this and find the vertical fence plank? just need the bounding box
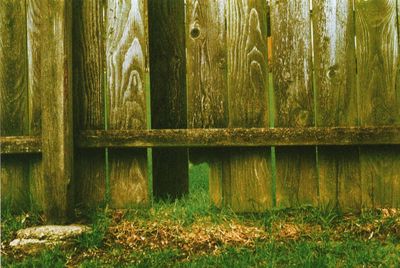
[271,1,318,207]
[39,0,73,222]
[186,0,227,207]
[313,0,361,211]
[186,0,228,129]
[355,0,400,208]
[224,0,272,211]
[73,0,106,208]
[0,0,29,211]
[106,0,148,207]
[27,0,44,212]
[149,0,189,199]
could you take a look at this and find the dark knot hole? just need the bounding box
[190,27,200,39]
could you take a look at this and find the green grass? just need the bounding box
[2,163,400,267]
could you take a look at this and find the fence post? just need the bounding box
[149,0,189,199]
[0,0,30,211]
[39,0,74,223]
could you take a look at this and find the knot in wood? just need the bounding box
[190,26,201,39]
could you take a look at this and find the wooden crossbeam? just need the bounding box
[2,126,399,154]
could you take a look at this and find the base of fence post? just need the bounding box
[40,0,74,223]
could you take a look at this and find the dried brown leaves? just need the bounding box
[108,218,267,255]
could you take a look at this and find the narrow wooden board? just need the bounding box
[106,0,148,207]
[38,0,74,222]
[73,0,107,208]
[271,0,318,207]
[186,0,227,207]
[355,0,400,208]
[149,0,188,199]
[0,1,30,211]
[27,0,44,212]
[225,0,272,211]
[313,0,361,212]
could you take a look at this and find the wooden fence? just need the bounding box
[1,0,399,223]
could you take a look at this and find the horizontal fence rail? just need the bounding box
[2,126,400,154]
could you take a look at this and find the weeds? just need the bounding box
[76,207,112,250]
[2,164,400,267]
[2,247,66,268]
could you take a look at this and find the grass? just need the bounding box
[1,163,400,267]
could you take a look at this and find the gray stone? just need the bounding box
[9,225,91,253]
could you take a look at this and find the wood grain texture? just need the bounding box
[73,0,107,208]
[76,126,400,148]
[149,0,188,199]
[27,0,44,211]
[38,0,74,223]
[107,0,148,207]
[186,0,227,207]
[355,0,400,208]
[0,0,30,211]
[224,0,272,211]
[313,0,361,212]
[186,0,228,129]
[271,0,318,208]
[1,136,41,154]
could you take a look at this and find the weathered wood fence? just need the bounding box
[1,0,399,223]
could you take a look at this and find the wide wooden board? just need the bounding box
[106,0,148,207]
[313,0,361,211]
[224,0,272,211]
[186,0,227,207]
[271,0,318,207]
[355,0,400,208]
